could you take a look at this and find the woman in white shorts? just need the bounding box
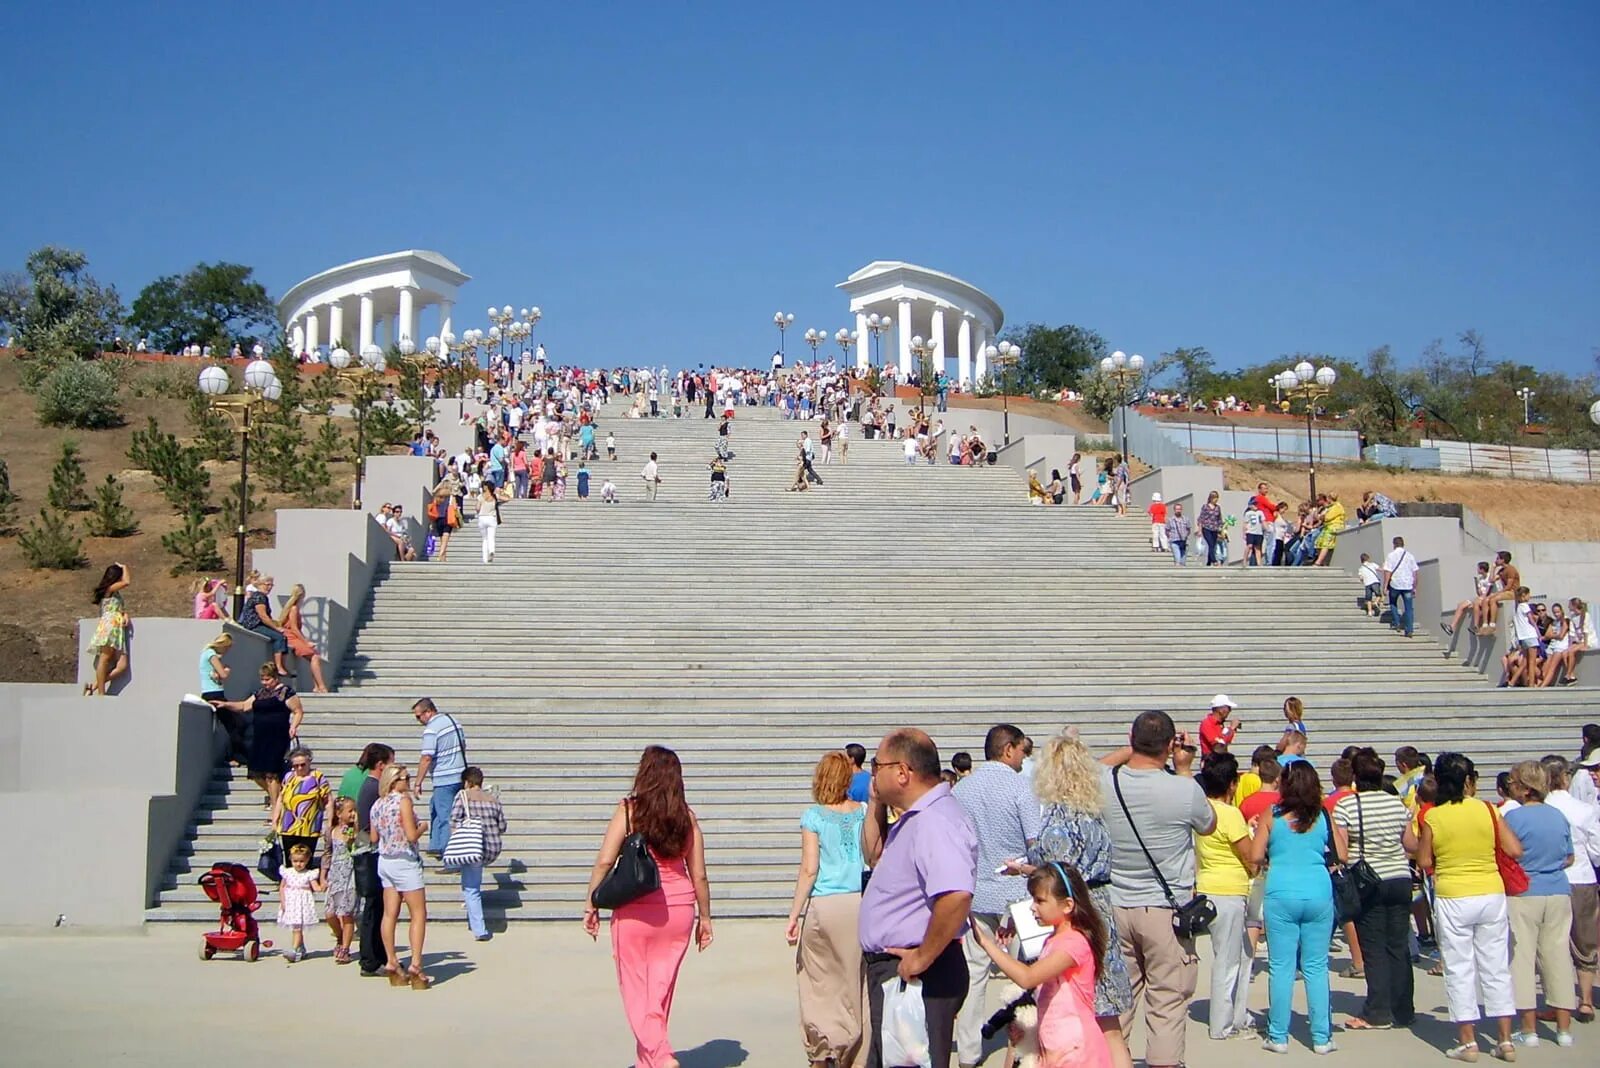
[372,764,431,988]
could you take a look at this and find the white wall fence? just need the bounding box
[1164,419,1363,463]
[1420,440,1600,482]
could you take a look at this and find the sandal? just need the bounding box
[1445,1043,1479,1062]
[1490,1041,1516,1062]
[1340,966,1365,979]
[1345,1018,1391,1031]
[1577,1004,1596,1022]
[407,967,432,990]
[385,966,407,987]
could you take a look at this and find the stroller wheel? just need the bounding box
[200,941,215,961]
[245,940,260,962]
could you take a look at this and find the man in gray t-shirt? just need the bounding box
[1100,711,1215,1068]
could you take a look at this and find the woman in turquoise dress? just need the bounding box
[86,563,131,695]
[783,751,867,1068]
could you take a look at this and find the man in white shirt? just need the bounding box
[1542,755,1600,1014]
[641,452,661,501]
[1382,535,1420,638]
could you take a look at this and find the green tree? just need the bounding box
[18,509,84,569]
[186,392,237,461]
[214,477,265,538]
[395,355,437,438]
[47,440,89,510]
[1077,367,1122,423]
[127,418,211,513]
[127,262,277,353]
[85,473,138,536]
[1152,346,1215,400]
[0,246,124,358]
[1003,323,1107,393]
[34,358,124,427]
[162,506,222,574]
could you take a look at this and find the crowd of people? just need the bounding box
[1430,551,1599,686]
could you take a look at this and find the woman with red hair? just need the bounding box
[584,746,713,1068]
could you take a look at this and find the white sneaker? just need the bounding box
[1510,1033,1538,1049]
[1314,1041,1339,1055]
[1262,1039,1290,1054]
[1555,1033,1573,1048]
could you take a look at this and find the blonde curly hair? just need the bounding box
[1032,728,1103,815]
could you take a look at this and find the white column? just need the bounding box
[975,323,989,383]
[385,313,399,350]
[897,299,913,376]
[304,310,320,358]
[290,321,304,356]
[438,299,454,345]
[855,311,870,372]
[358,293,375,353]
[397,286,416,345]
[958,315,973,388]
[929,306,946,378]
[328,302,345,350]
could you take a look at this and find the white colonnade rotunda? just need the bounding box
[278,250,471,360]
[837,261,1004,388]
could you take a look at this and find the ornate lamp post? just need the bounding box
[803,328,825,361]
[1099,350,1146,460]
[773,312,794,358]
[910,335,938,417]
[328,345,387,508]
[1516,386,1535,426]
[866,313,891,369]
[197,359,283,621]
[834,328,858,367]
[986,341,1023,445]
[488,305,514,361]
[1277,360,1337,499]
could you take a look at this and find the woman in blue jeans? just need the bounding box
[1248,762,1349,1054]
[449,766,506,941]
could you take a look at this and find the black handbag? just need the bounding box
[257,838,283,884]
[1347,794,1385,906]
[1112,767,1216,938]
[591,801,660,910]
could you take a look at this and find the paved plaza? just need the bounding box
[2,919,1590,1067]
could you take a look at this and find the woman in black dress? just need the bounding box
[215,662,305,818]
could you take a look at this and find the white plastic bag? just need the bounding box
[880,976,932,1068]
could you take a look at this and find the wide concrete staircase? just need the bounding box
[148,405,1600,922]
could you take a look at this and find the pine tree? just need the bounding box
[47,440,90,511]
[85,473,139,537]
[186,393,237,461]
[161,506,222,574]
[214,478,264,537]
[18,508,85,569]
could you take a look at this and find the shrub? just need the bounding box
[162,506,222,574]
[128,362,200,400]
[0,457,16,534]
[47,440,89,510]
[35,359,124,428]
[127,418,210,513]
[18,508,85,569]
[85,473,138,537]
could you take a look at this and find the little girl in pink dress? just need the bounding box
[973,862,1112,1068]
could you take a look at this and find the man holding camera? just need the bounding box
[1100,711,1216,1068]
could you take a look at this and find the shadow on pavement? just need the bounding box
[674,1038,749,1068]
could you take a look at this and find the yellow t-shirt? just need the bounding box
[1236,772,1263,808]
[1424,797,1502,899]
[1196,799,1252,897]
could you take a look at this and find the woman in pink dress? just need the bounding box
[973,863,1112,1068]
[584,746,713,1068]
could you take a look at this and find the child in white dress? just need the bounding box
[278,843,324,963]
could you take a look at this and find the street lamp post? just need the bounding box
[197,359,284,620]
[866,314,891,370]
[1276,361,1337,499]
[397,337,439,438]
[834,328,857,368]
[910,335,937,419]
[803,328,825,362]
[773,312,794,358]
[985,341,1022,445]
[329,345,388,508]
[1516,387,1535,426]
[1098,350,1146,460]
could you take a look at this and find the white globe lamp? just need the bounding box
[197,365,230,396]
[243,359,274,391]
[1315,366,1337,388]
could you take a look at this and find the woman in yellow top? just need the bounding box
[1418,752,1524,1062]
[1313,493,1346,566]
[272,746,332,864]
[1027,468,1048,505]
[1195,752,1257,1040]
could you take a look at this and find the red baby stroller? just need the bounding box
[198,862,268,961]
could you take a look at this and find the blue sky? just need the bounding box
[2,2,1596,378]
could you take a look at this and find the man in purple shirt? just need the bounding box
[859,728,978,1068]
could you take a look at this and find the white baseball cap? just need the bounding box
[1152,492,1162,502]
[1210,694,1238,710]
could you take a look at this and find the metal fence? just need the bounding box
[1154,420,1363,463]
[1111,407,1195,467]
[1363,444,1442,470]
[1420,440,1600,482]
